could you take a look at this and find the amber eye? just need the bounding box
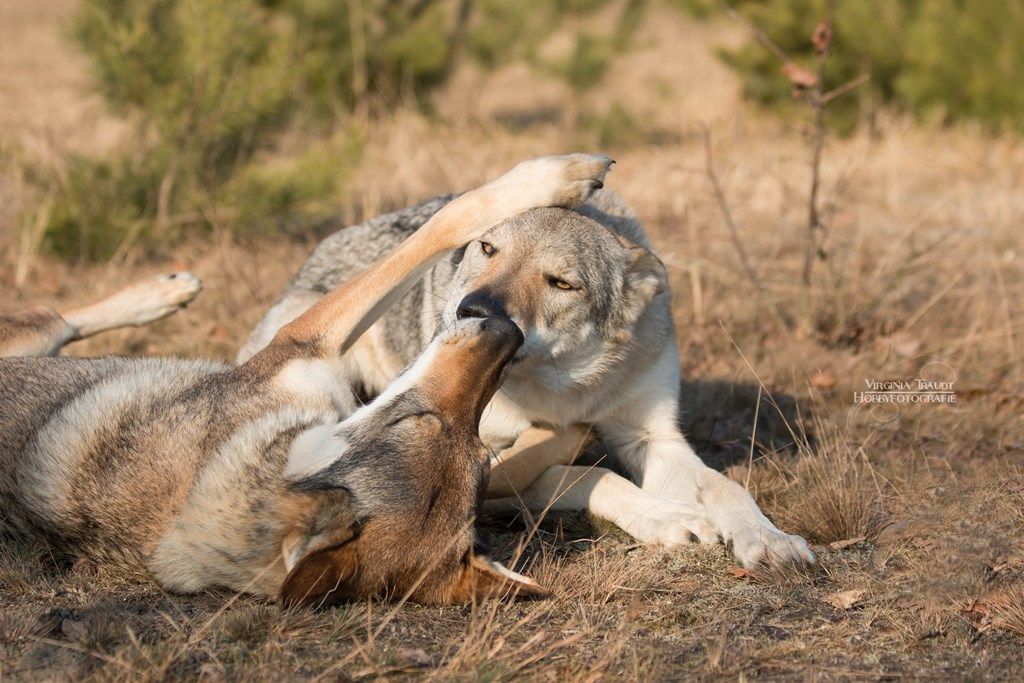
[480,241,496,256]
[547,275,576,291]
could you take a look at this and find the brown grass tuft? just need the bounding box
[741,426,887,545]
[1,2,1023,680]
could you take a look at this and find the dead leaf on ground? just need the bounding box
[823,589,865,610]
[964,586,1024,636]
[810,370,837,390]
[989,556,1024,576]
[730,566,759,580]
[71,557,96,575]
[962,594,1003,633]
[829,535,867,550]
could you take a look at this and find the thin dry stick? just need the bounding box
[701,127,764,295]
[801,2,835,285]
[823,73,869,104]
[683,204,706,326]
[722,5,791,65]
[745,384,763,490]
[725,1,867,289]
[702,128,794,329]
[348,0,368,119]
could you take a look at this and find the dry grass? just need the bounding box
[2,1,1023,680]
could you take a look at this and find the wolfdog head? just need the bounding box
[277,315,549,606]
[442,200,668,390]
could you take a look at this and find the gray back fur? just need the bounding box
[0,356,329,572]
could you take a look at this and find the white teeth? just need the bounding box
[487,559,536,585]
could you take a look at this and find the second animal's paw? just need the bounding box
[109,272,204,326]
[620,500,720,546]
[730,525,816,568]
[501,153,614,210]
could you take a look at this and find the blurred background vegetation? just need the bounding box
[12,0,1024,260]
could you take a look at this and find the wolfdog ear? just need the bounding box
[626,245,667,300]
[278,487,362,607]
[443,555,550,602]
[609,244,666,340]
[279,541,361,607]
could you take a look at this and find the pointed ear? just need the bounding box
[446,555,551,602]
[605,243,667,343]
[278,486,362,607]
[279,541,361,607]
[625,245,667,301]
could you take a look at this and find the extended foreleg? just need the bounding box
[250,155,613,368]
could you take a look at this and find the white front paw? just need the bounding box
[730,525,815,567]
[620,502,720,546]
[501,153,614,209]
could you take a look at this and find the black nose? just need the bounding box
[456,292,507,320]
[479,315,522,339]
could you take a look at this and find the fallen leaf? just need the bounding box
[962,595,1000,633]
[782,62,817,89]
[991,555,1024,574]
[810,371,837,390]
[730,566,758,580]
[829,535,866,550]
[823,589,865,610]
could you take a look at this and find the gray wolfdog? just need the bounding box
[0,154,613,605]
[241,186,814,567]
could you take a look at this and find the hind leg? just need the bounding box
[0,307,76,357]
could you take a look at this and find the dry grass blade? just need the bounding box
[1,2,1023,679]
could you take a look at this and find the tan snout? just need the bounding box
[416,316,523,426]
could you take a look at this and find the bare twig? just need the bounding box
[823,73,870,104]
[701,127,793,329]
[801,3,835,286]
[348,0,369,119]
[700,127,764,295]
[725,1,867,290]
[722,5,791,65]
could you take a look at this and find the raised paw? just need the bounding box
[499,153,614,210]
[730,525,815,568]
[105,272,204,326]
